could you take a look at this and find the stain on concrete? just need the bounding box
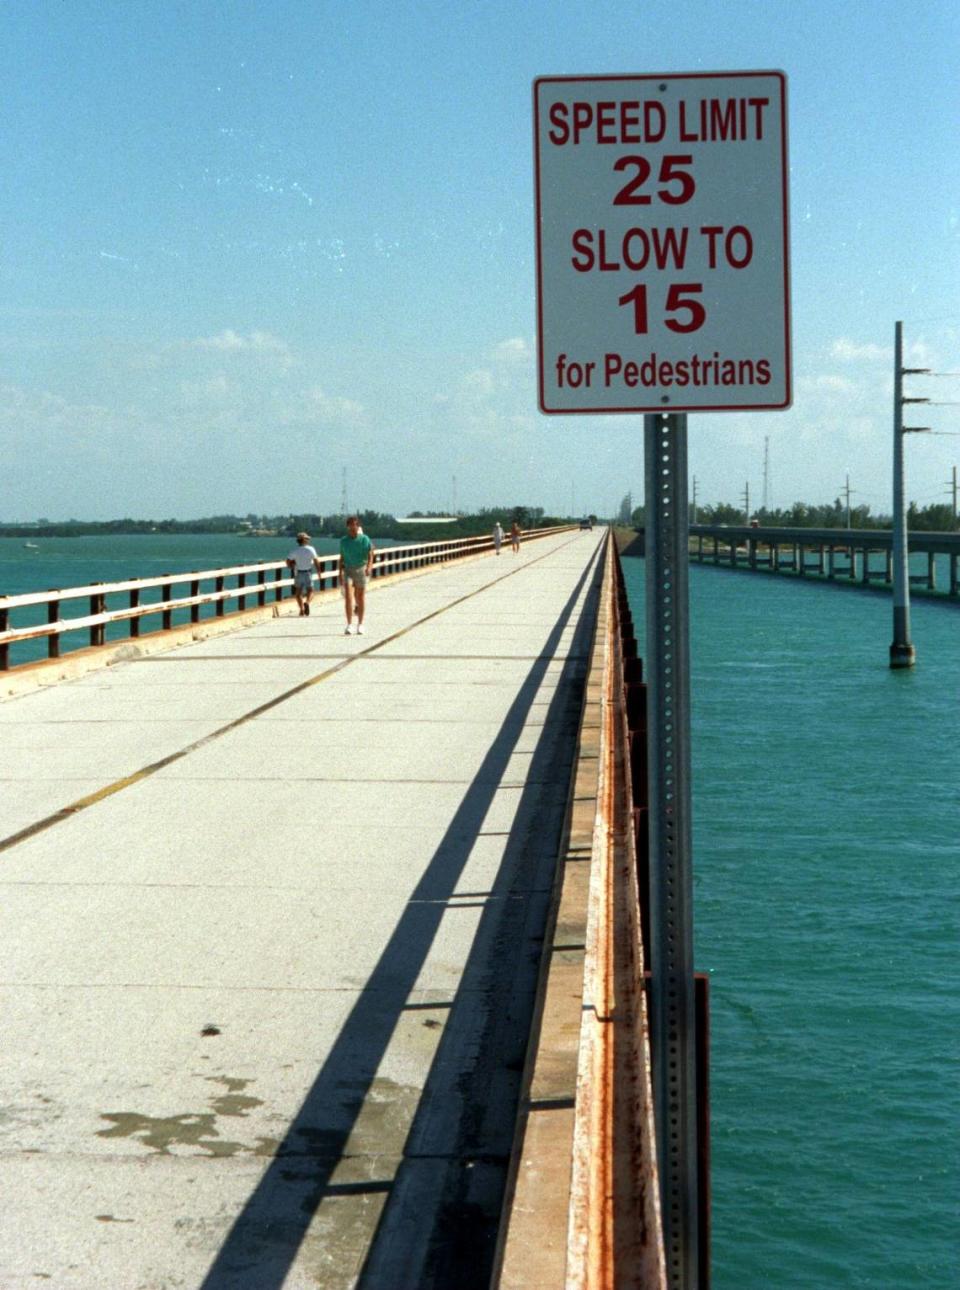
[203,1075,262,1119]
[96,1075,269,1157]
[96,1111,247,1156]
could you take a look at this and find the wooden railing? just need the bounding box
[0,526,575,671]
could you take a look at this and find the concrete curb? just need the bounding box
[491,544,606,1288]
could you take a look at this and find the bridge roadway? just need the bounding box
[0,529,606,1290]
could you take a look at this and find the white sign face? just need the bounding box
[534,71,791,414]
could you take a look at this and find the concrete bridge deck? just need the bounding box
[0,529,606,1290]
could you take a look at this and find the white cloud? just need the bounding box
[303,386,365,423]
[830,338,889,363]
[191,329,294,366]
[493,336,533,364]
[812,374,858,395]
[462,369,496,395]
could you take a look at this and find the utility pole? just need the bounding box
[691,475,699,524]
[340,467,348,518]
[891,320,931,669]
[762,436,770,512]
[843,473,853,529]
[740,481,750,524]
[947,466,957,522]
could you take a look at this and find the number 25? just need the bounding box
[613,154,696,206]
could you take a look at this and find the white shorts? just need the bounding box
[295,570,313,592]
[344,566,368,589]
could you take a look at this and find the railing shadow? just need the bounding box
[199,544,603,1290]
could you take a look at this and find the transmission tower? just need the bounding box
[762,436,770,511]
[842,473,854,528]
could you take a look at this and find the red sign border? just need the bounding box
[533,70,792,415]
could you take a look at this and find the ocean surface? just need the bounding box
[622,555,958,1289]
[0,534,388,667]
[2,536,957,1283]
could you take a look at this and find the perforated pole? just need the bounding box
[644,411,699,1287]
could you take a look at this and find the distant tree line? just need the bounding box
[628,498,959,532]
[0,505,575,541]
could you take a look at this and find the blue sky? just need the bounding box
[1,0,958,520]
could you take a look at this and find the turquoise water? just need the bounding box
[0,534,390,667]
[622,557,958,1288]
[1,533,337,598]
[3,538,957,1281]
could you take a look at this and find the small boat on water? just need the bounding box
[23,541,39,550]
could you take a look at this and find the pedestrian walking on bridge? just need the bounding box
[340,515,374,635]
[286,532,322,616]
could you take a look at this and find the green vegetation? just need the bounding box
[635,499,958,532]
[0,506,572,542]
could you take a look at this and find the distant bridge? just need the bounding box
[630,524,960,597]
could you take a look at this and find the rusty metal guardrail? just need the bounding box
[495,531,670,1289]
[0,525,574,672]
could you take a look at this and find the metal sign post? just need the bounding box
[645,410,698,1285]
[533,70,791,1289]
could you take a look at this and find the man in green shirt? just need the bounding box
[339,515,375,635]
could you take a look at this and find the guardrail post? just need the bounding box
[274,566,283,603]
[161,579,173,631]
[90,585,106,647]
[215,575,225,616]
[130,588,141,637]
[190,579,200,623]
[238,571,247,611]
[0,609,8,670]
[47,598,60,658]
[257,569,266,607]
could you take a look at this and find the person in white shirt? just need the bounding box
[286,532,323,616]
